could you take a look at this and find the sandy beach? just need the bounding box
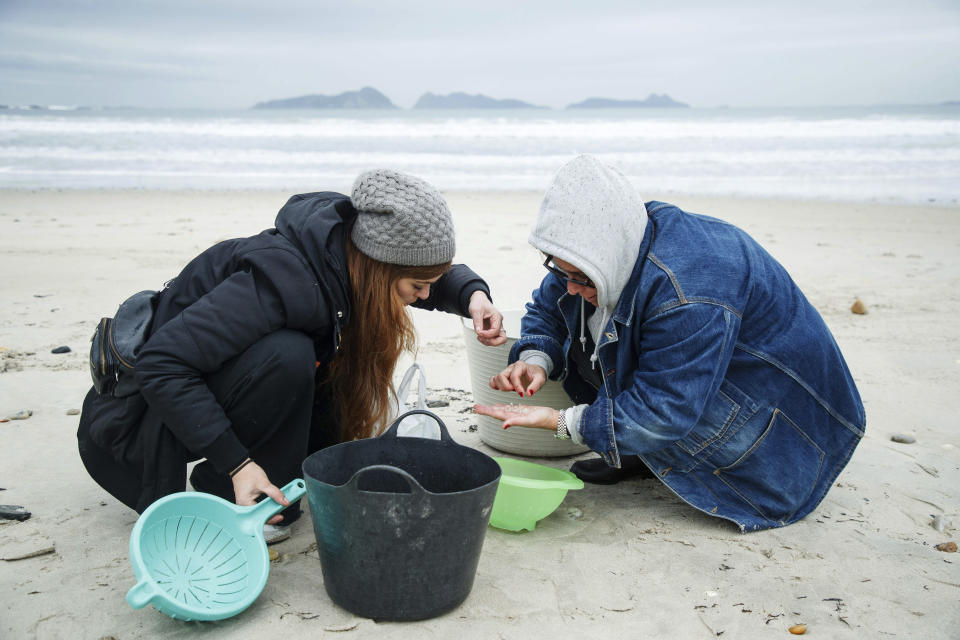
[1,188,958,639]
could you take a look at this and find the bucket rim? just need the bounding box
[494,457,584,491]
[302,458,501,497]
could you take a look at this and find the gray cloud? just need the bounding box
[0,50,207,80]
[0,0,957,108]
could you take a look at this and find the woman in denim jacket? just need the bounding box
[476,155,865,531]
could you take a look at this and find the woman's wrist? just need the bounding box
[228,457,253,478]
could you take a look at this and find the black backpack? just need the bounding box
[89,290,157,397]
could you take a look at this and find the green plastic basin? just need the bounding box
[489,457,584,532]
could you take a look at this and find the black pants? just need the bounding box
[79,329,321,523]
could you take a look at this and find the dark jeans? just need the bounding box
[79,329,320,523]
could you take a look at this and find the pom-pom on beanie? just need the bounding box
[350,169,456,266]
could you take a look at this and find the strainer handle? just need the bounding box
[346,464,427,496]
[241,478,307,536]
[126,578,156,610]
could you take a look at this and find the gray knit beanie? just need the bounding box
[350,169,456,266]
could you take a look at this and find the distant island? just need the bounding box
[567,94,690,109]
[413,92,545,109]
[252,87,397,109]
[250,88,691,110]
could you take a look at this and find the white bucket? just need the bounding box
[462,310,590,457]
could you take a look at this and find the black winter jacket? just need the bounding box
[83,191,490,510]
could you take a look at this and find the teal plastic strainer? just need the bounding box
[126,479,306,621]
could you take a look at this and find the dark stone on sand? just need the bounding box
[0,505,31,521]
[890,433,916,444]
[51,345,71,354]
[426,400,450,408]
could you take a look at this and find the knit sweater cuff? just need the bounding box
[518,349,553,377]
[565,405,588,445]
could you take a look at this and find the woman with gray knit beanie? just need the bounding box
[77,169,504,541]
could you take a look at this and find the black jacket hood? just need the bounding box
[274,191,355,325]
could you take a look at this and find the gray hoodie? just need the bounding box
[521,155,648,440]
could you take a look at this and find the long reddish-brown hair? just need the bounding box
[326,236,450,441]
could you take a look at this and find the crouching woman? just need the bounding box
[476,155,864,532]
[79,169,505,535]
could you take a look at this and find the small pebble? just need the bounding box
[789,623,807,635]
[0,505,31,521]
[269,548,280,562]
[467,424,478,432]
[890,433,916,444]
[66,409,80,416]
[850,299,868,315]
[426,400,449,408]
[935,541,957,553]
[50,345,71,354]
[566,507,583,520]
[8,410,33,420]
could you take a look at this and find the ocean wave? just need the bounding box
[0,108,957,203]
[2,114,959,141]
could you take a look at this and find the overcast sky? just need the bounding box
[1,0,958,109]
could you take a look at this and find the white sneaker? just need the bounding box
[263,523,291,545]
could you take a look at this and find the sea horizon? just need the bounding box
[2,100,958,111]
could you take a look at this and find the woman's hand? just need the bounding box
[474,403,560,431]
[489,361,546,397]
[231,461,290,525]
[468,291,506,346]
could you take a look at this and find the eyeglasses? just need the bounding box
[542,255,594,288]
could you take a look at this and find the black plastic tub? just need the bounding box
[302,410,501,621]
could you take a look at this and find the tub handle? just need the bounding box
[382,410,453,443]
[346,464,427,496]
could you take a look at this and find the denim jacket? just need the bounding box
[511,202,865,531]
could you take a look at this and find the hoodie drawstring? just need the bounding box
[579,296,587,353]
[580,297,598,371]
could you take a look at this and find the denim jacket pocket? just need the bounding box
[713,408,825,523]
[676,380,756,458]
